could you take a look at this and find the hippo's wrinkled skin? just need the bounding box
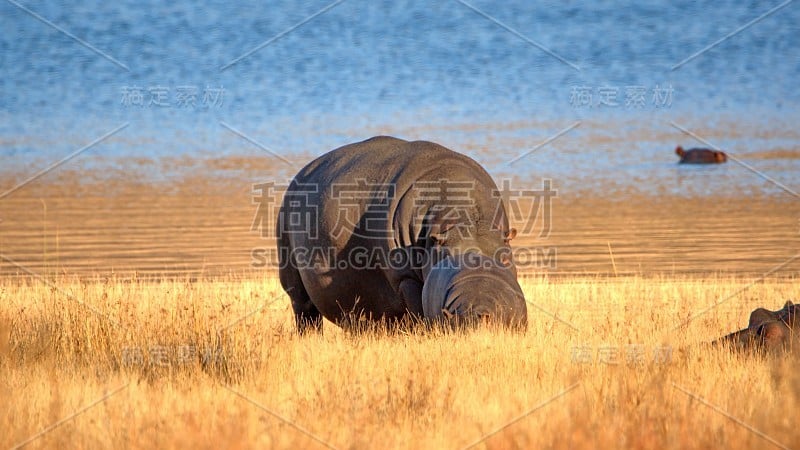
[675,146,727,164]
[422,251,527,329]
[714,301,799,353]
[277,136,527,333]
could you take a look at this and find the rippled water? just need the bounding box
[2,1,799,182]
[1,1,799,276]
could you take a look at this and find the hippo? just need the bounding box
[713,301,799,353]
[276,136,527,333]
[675,145,727,164]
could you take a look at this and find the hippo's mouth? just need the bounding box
[442,273,525,318]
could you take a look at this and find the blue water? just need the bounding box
[1,0,799,194]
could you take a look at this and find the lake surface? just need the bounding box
[1,1,798,276]
[2,1,799,179]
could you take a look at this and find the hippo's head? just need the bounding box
[422,217,518,272]
[421,251,527,329]
[716,300,799,353]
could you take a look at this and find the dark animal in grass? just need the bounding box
[277,136,527,333]
[675,146,727,164]
[714,301,799,353]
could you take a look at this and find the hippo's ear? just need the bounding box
[430,232,446,245]
[760,322,787,348]
[675,146,684,156]
[748,308,777,328]
[505,228,517,243]
[783,300,798,326]
[429,221,455,245]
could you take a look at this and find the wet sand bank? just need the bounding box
[1,154,797,279]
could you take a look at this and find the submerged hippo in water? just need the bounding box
[675,146,727,164]
[714,301,799,353]
[277,136,527,332]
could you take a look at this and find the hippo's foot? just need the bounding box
[290,287,322,334]
[295,308,323,335]
[279,263,323,334]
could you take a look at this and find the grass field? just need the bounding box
[2,274,798,450]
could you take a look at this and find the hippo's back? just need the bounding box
[285,135,503,250]
[292,136,493,188]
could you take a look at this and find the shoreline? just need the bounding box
[1,154,798,278]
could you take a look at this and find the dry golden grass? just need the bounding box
[2,274,799,449]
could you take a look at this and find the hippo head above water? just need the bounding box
[715,300,800,353]
[675,146,727,164]
[421,250,528,330]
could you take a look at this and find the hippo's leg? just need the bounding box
[278,232,322,333]
[279,265,322,333]
[399,278,424,317]
[292,291,322,334]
